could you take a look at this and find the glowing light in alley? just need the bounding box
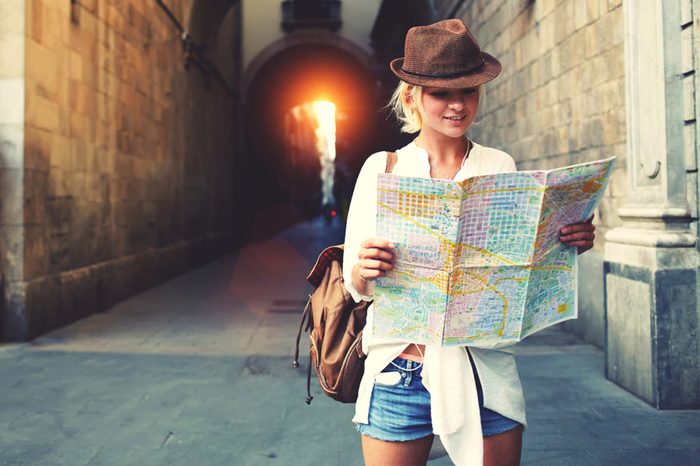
[312,100,337,212]
[313,100,336,161]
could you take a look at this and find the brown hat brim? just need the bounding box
[390,52,502,88]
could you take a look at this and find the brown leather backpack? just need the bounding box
[293,245,369,403]
[292,152,397,404]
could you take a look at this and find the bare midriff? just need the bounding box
[399,343,425,362]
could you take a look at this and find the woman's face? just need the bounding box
[412,86,480,139]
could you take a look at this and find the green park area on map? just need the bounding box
[373,157,615,348]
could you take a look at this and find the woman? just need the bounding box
[343,19,595,466]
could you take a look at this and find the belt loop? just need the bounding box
[404,360,413,386]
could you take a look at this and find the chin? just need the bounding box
[443,129,469,138]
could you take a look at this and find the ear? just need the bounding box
[404,86,414,105]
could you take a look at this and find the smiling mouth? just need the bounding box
[444,116,465,121]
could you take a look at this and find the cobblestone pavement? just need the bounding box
[0,216,698,466]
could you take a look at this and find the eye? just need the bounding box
[430,91,448,98]
[462,88,478,95]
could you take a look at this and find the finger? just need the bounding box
[561,223,596,233]
[358,268,387,280]
[359,247,396,262]
[560,223,595,235]
[358,258,394,272]
[560,231,595,243]
[361,237,395,250]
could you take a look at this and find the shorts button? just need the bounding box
[400,372,406,378]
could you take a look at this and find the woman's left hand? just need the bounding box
[559,215,595,254]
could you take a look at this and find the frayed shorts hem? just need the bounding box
[482,420,521,437]
[356,423,433,443]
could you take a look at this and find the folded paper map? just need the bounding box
[373,156,616,348]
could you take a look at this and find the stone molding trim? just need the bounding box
[616,206,694,219]
[605,228,696,248]
[605,206,697,248]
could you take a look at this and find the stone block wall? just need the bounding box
[680,0,698,240]
[0,0,27,340]
[1,0,240,340]
[459,0,626,347]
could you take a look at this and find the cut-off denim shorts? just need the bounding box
[356,357,521,442]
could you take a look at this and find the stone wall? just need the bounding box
[689,0,700,405]
[459,0,626,347]
[675,0,698,404]
[0,0,27,340]
[1,0,240,340]
[602,0,698,409]
[681,0,698,233]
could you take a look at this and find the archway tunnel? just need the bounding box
[243,43,395,233]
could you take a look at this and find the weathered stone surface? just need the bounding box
[605,257,700,409]
[0,80,25,126]
[1,225,23,281]
[0,169,24,226]
[606,271,653,402]
[2,0,241,341]
[1,279,27,341]
[0,124,24,169]
[566,250,605,347]
[654,268,699,408]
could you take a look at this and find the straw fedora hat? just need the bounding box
[390,19,502,88]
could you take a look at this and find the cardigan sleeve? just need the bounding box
[342,152,387,303]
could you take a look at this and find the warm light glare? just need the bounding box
[313,100,336,161]
[312,100,337,210]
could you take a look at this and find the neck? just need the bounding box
[415,132,470,164]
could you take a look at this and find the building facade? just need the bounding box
[457,0,699,408]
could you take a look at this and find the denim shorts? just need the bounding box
[356,357,521,442]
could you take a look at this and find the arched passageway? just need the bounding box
[243,42,398,231]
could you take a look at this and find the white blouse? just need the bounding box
[343,140,527,466]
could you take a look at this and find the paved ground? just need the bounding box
[1,215,699,466]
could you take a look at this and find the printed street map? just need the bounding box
[373,157,615,348]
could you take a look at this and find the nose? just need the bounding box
[448,92,466,109]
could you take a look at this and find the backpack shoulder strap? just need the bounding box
[385,151,397,174]
[306,245,343,287]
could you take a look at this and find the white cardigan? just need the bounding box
[343,141,527,466]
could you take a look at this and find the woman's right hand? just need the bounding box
[351,237,396,295]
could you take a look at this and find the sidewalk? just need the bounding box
[0,216,698,466]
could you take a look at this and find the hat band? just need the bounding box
[400,58,485,80]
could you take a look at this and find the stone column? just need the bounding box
[0,0,26,341]
[604,0,699,408]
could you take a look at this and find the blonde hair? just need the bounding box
[388,82,485,134]
[388,81,424,134]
